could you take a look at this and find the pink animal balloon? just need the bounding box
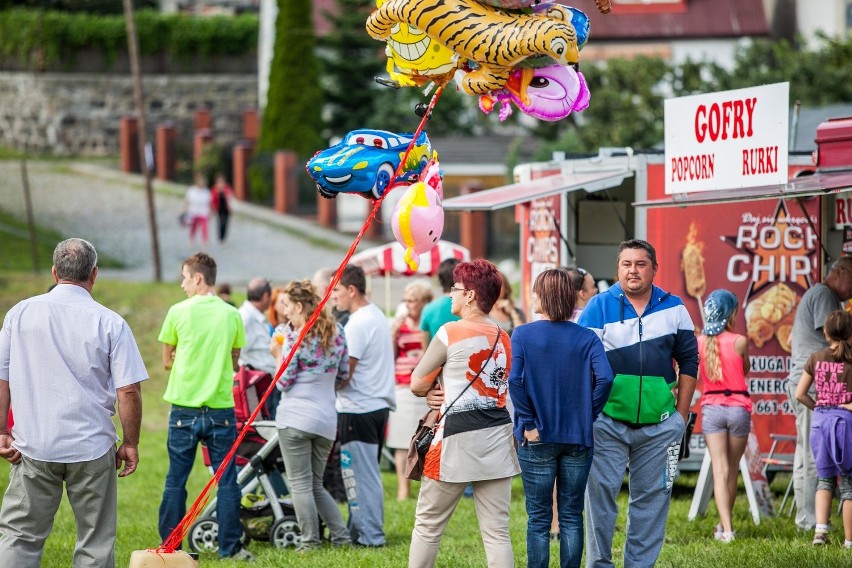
[478,64,590,122]
[391,161,444,271]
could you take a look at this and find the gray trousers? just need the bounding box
[785,379,817,530]
[0,447,117,568]
[585,414,684,568]
[278,427,351,547]
[340,440,386,546]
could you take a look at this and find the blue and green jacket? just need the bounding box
[577,283,698,425]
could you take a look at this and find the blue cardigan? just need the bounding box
[508,320,614,447]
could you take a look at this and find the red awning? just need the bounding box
[442,170,633,212]
[633,170,852,208]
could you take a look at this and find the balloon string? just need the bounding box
[158,84,445,554]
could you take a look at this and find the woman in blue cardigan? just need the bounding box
[508,268,614,568]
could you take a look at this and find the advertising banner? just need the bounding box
[647,164,820,454]
[665,82,789,194]
[518,195,562,320]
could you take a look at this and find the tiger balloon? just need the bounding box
[366,0,580,95]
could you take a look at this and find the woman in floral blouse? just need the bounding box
[272,279,351,550]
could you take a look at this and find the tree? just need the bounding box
[253,0,323,201]
[319,0,384,137]
[259,0,323,157]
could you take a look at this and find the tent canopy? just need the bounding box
[350,240,470,277]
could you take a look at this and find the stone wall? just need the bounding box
[0,72,258,156]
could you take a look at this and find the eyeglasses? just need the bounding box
[576,267,588,276]
[449,286,468,294]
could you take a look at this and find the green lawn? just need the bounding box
[1,275,851,567]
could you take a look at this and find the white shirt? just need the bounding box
[238,300,277,374]
[186,185,211,217]
[337,303,396,413]
[0,284,148,462]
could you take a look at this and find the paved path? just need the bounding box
[0,160,378,287]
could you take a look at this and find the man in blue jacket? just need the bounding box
[578,239,698,568]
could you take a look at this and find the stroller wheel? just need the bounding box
[188,516,250,554]
[270,516,301,549]
[188,517,219,553]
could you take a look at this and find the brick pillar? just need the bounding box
[232,141,253,201]
[194,106,212,131]
[274,150,299,214]
[119,115,140,173]
[242,108,259,142]
[316,193,337,229]
[155,122,176,181]
[459,182,487,259]
[193,128,214,168]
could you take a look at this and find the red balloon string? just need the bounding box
[158,84,445,554]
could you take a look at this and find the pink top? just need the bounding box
[698,331,751,412]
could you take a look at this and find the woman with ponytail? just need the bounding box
[796,309,852,548]
[697,289,750,543]
[274,279,351,550]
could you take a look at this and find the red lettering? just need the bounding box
[694,96,758,143]
[838,198,848,226]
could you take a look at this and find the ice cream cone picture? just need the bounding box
[681,222,707,326]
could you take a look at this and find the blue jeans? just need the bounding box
[519,442,593,568]
[158,406,242,558]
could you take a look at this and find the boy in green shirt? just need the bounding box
[157,253,252,561]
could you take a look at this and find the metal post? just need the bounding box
[19,160,39,273]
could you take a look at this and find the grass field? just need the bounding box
[1,266,852,565]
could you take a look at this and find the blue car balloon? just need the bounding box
[306,129,435,199]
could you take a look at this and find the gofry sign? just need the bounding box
[665,83,789,194]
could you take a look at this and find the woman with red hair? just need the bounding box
[408,259,519,568]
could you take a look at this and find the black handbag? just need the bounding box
[678,411,698,461]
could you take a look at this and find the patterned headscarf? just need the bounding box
[702,289,738,336]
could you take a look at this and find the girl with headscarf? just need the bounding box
[697,289,750,543]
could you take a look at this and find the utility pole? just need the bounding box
[123,0,162,281]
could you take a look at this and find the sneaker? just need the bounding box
[813,531,828,546]
[227,547,256,562]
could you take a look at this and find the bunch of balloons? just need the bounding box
[366,0,612,121]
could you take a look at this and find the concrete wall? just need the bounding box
[0,72,258,156]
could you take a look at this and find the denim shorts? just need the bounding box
[701,404,751,437]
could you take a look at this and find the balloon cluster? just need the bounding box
[367,0,612,122]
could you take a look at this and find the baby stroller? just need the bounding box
[187,366,303,552]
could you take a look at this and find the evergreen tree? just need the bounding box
[259,0,323,156]
[319,0,384,137]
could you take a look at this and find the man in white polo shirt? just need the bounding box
[0,238,147,567]
[332,264,396,547]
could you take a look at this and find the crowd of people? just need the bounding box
[1,236,852,566]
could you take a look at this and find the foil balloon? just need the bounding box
[376,0,458,88]
[366,0,580,95]
[391,160,444,271]
[306,129,435,199]
[478,65,590,122]
[533,4,590,49]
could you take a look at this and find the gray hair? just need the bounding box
[53,238,97,282]
[404,280,434,303]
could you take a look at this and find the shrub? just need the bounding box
[0,9,258,71]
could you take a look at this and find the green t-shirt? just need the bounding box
[419,295,459,341]
[158,295,246,408]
